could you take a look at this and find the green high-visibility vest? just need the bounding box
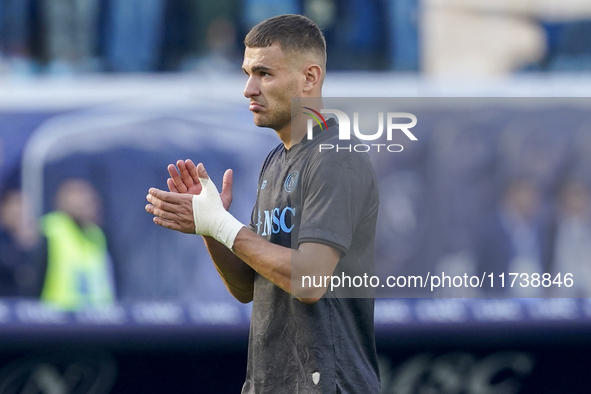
[41,211,114,310]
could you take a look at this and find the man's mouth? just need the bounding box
[249,102,264,112]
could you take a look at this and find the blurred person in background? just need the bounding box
[0,0,35,74]
[40,178,115,310]
[0,135,3,174]
[326,0,387,70]
[477,177,552,296]
[0,187,45,297]
[105,0,165,72]
[179,0,239,72]
[550,178,591,297]
[41,0,100,74]
[190,17,241,74]
[420,0,591,77]
[242,0,299,29]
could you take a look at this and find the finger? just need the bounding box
[146,203,193,232]
[167,163,180,179]
[150,205,177,221]
[177,160,196,191]
[152,216,183,232]
[148,188,182,204]
[145,203,169,219]
[185,159,201,186]
[167,178,179,193]
[221,169,233,197]
[196,163,210,181]
[168,164,187,193]
[146,194,179,212]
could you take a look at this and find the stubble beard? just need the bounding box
[254,105,291,131]
[253,79,299,132]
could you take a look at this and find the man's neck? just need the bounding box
[276,124,293,150]
[277,98,324,150]
[277,123,306,150]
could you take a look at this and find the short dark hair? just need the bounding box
[244,14,326,63]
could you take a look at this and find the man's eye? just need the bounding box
[261,72,270,77]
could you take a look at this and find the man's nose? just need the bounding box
[243,76,260,98]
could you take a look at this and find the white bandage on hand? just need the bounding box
[191,177,244,250]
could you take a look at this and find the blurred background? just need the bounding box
[2,0,591,393]
[2,0,591,76]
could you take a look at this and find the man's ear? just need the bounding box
[303,64,323,93]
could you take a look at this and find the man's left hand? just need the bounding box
[146,163,245,250]
[145,189,195,234]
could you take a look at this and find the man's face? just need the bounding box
[242,44,301,131]
[57,180,101,226]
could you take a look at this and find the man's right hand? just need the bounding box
[164,160,252,303]
[167,159,233,211]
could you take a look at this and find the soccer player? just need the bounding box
[145,14,380,393]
